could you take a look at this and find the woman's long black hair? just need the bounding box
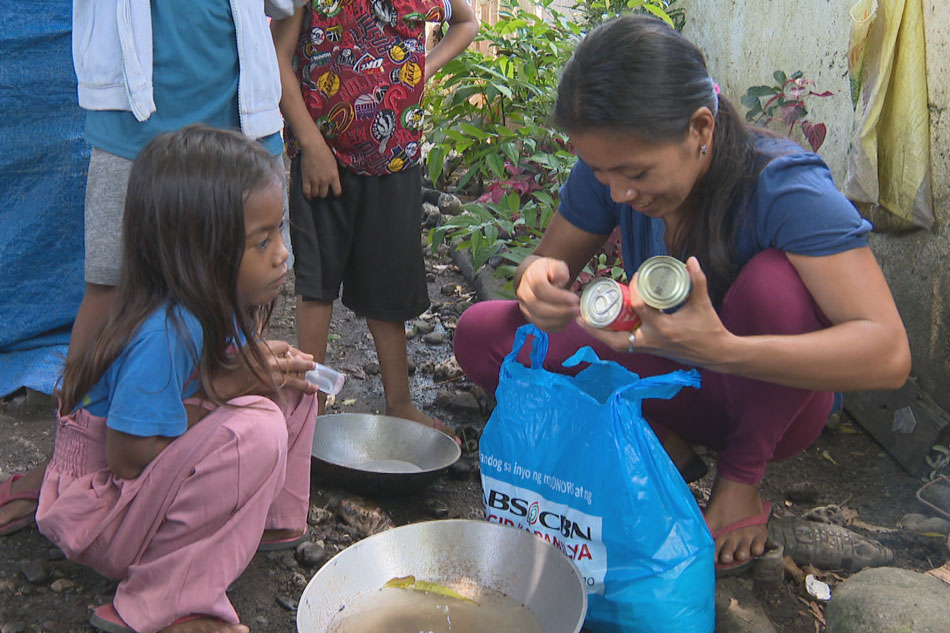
[61,125,283,413]
[554,15,764,305]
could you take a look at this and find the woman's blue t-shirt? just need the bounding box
[557,135,873,279]
[80,306,203,438]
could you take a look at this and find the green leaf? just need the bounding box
[427,146,445,188]
[493,82,513,99]
[459,123,491,140]
[740,93,761,109]
[746,85,779,97]
[429,226,447,250]
[504,190,521,217]
[642,3,674,26]
[522,202,539,229]
[773,70,787,85]
[485,151,505,179]
[442,128,471,145]
[456,168,477,193]
[532,190,554,207]
[500,141,521,166]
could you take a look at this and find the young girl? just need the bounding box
[35,125,319,633]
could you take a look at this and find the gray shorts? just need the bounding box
[84,148,131,285]
[83,148,292,285]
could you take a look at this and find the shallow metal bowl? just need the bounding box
[297,519,588,633]
[310,413,461,496]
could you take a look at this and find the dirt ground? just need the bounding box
[0,243,947,633]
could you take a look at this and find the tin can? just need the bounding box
[636,256,691,312]
[579,278,642,331]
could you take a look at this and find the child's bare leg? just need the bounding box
[295,297,333,414]
[366,317,433,427]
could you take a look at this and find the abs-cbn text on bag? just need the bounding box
[482,476,607,593]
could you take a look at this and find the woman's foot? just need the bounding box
[0,462,47,535]
[703,477,769,568]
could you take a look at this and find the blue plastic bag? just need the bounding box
[480,325,715,633]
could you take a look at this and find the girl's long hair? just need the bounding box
[60,125,284,413]
[554,15,769,305]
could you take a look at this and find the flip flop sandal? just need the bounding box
[258,528,308,552]
[707,500,773,578]
[91,603,202,633]
[0,473,40,536]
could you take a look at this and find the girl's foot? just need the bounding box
[162,617,249,633]
[259,527,307,551]
[0,463,46,535]
[703,477,769,568]
[92,603,249,633]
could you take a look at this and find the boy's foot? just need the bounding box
[387,404,458,439]
[0,465,46,535]
[703,477,769,572]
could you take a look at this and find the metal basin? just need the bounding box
[297,519,588,633]
[310,413,461,496]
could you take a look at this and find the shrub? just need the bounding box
[424,0,677,293]
[741,70,833,152]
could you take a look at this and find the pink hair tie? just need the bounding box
[713,82,720,95]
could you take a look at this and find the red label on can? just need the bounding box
[580,279,642,331]
[605,282,641,331]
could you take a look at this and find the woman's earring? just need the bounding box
[700,144,708,156]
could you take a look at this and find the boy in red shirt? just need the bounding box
[272,0,477,432]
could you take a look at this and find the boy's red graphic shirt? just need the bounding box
[287,0,450,175]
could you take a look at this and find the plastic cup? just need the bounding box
[305,363,345,395]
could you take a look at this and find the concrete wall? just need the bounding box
[678,0,950,410]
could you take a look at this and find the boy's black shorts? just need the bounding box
[289,157,429,323]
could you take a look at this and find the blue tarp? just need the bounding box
[0,2,88,397]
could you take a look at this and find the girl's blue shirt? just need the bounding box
[81,306,204,438]
[557,134,873,279]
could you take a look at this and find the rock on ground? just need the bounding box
[825,567,950,633]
